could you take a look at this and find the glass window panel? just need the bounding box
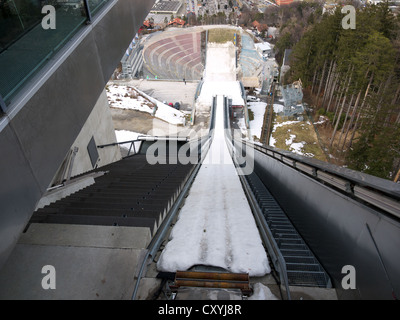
[0,0,112,108]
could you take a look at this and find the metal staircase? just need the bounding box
[245,172,332,288]
[30,153,195,236]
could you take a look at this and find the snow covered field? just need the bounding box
[157,96,270,276]
[106,84,186,125]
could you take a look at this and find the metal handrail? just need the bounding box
[242,140,400,219]
[98,138,142,158]
[131,96,217,300]
[98,136,195,158]
[223,96,291,300]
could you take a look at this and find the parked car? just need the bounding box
[174,102,180,110]
[246,95,260,102]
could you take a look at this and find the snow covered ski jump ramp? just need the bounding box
[157,95,270,276]
[157,41,270,277]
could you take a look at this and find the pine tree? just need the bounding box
[286,3,400,180]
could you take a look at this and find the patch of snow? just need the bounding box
[106,84,185,125]
[204,42,237,82]
[269,136,276,147]
[273,103,284,113]
[314,116,328,125]
[248,101,267,140]
[114,130,141,142]
[272,121,300,132]
[237,117,248,137]
[114,130,144,153]
[197,81,245,106]
[290,141,305,155]
[285,134,296,146]
[249,283,279,300]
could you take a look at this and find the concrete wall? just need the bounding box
[63,89,121,179]
[251,150,400,300]
[0,0,156,269]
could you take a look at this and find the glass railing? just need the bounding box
[0,0,111,109]
[88,0,109,16]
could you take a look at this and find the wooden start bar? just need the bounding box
[171,271,253,296]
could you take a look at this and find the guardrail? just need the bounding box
[98,135,191,158]
[223,96,292,300]
[243,140,400,220]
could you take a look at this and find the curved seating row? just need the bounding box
[143,31,204,80]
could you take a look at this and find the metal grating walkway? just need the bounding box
[245,172,332,288]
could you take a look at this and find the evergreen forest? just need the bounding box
[279,1,400,180]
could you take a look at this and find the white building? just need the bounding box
[255,42,272,59]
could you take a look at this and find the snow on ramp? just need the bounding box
[204,42,237,82]
[157,96,270,276]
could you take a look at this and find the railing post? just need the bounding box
[83,0,92,24]
[128,142,133,156]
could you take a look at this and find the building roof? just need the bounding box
[143,20,154,28]
[276,0,294,5]
[251,20,268,32]
[255,42,272,52]
[150,0,182,14]
[168,18,186,26]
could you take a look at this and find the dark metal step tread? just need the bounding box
[286,263,323,272]
[30,214,158,233]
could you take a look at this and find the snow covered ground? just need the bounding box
[106,84,186,125]
[269,119,319,158]
[285,133,306,155]
[248,283,278,300]
[114,130,142,143]
[273,103,284,113]
[204,42,236,82]
[197,81,245,107]
[197,42,245,107]
[269,120,300,148]
[248,101,266,140]
[157,96,270,276]
[247,102,285,141]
